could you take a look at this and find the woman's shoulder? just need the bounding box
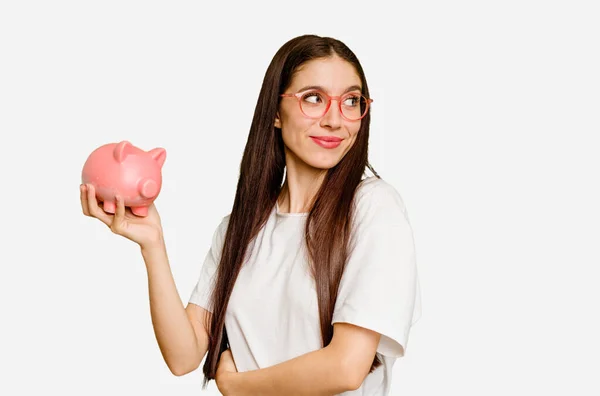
[357,174,397,193]
[356,175,407,213]
[209,213,232,246]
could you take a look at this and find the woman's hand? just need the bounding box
[80,183,164,249]
[216,349,238,395]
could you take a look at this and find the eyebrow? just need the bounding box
[297,85,362,94]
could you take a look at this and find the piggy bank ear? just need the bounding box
[148,148,167,168]
[114,141,134,163]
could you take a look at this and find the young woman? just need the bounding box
[80,34,421,396]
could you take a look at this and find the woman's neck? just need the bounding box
[278,154,327,214]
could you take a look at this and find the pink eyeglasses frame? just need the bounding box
[280,89,374,121]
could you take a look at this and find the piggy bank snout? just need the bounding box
[139,178,160,199]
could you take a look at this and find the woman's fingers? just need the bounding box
[111,194,126,235]
[85,184,113,227]
[80,184,90,216]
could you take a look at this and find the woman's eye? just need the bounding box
[343,95,360,106]
[303,92,323,104]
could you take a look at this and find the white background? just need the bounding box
[1,1,598,395]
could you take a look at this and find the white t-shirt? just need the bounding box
[189,176,422,395]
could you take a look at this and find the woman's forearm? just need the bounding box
[141,241,204,375]
[219,346,356,396]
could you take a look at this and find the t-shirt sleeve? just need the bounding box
[188,215,230,313]
[332,180,422,358]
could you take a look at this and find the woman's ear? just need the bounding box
[274,112,282,129]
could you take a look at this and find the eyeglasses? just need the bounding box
[280,89,373,121]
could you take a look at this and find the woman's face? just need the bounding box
[275,56,363,171]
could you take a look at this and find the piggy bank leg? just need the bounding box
[103,200,116,214]
[131,206,148,217]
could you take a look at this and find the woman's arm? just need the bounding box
[217,322,380,396]
[142,243,211,376]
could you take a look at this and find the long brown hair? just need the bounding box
[202,34,381,387]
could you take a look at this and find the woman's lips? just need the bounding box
[310,136,342,149]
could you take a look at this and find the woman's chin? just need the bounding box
[305,155,343,170]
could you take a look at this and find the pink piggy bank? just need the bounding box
[81,140,167,217]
